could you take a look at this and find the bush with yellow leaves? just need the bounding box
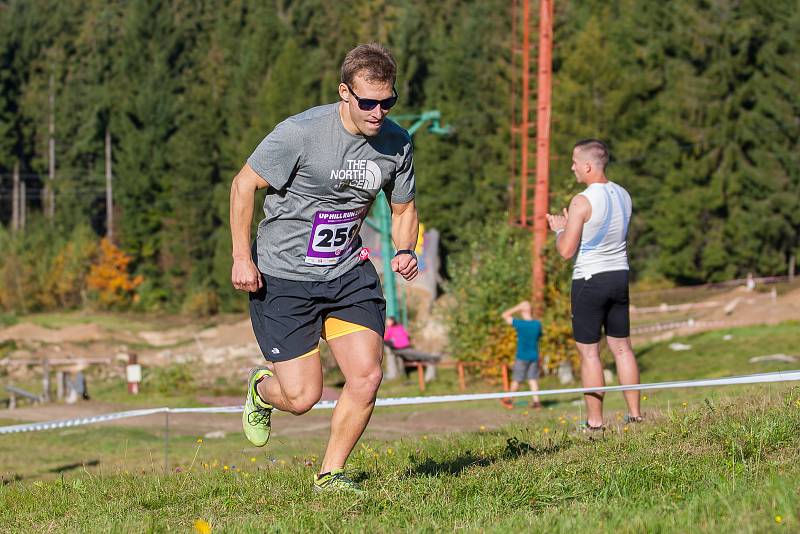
[444,218,580,380]
[86,238,143,309]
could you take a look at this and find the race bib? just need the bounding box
[305,208,366,265]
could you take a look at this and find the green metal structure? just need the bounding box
[364,110,451,324]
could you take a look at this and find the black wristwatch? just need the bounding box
[394,249,418,261]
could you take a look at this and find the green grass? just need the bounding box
[1,321,800,532]
[17,310,236,332]
[1,387,799,532]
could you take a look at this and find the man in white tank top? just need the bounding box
[546,139,642,431]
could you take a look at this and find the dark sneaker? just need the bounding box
[242,367,273,447]
[313,468,363,494]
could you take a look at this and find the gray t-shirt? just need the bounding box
[247,103,415,281]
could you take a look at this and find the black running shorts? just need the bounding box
[249,260,386,362]
[570,270,630,344]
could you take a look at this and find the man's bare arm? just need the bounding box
[389,199,419,281]
[547,195,591,260]
[230,163,269,292]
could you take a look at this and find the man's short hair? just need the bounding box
[341,43,397,86]
[574,139,610,170]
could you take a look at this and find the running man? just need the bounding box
[230,43,419,492]
[546,139,641,431]
[500,301,542,409]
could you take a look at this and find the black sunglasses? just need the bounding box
[346,84,399,111]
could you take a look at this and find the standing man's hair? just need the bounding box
[341,43,397,86]
[574,139,610,170]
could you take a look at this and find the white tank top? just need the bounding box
[573,181,631,280]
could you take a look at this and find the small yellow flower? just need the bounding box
[682,402,688,407]
[194,519,212,534]
[387,448,394,455]
[422,435,428,440]
[196,438,203,444]
[794,399,800,408]
[522,411,529,416]
[775,515,783,524]
[223,465,229,471]
[543,427,550,433]
[572,416,578,421]
[623,426,629,432]
[559,420,566,425]
[642,395,648,401]
[250,457,257,463]
[479,425,486,432]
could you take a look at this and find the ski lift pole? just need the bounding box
[365,110,452,324]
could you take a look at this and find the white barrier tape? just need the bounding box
[1,370,798,435]
[0,408,168,434]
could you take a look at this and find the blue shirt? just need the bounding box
[512,319,542,361]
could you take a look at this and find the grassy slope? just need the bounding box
[1,321,799,532]
[1,388,799,532]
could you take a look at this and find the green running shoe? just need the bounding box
[242,367,273,447]
[313,468,363,494]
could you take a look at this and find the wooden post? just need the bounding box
[105,125,113,241]
[501,364,510,392]
[417,363,425,392]
[19,180,26,230]
[11,161,19,233]
[42,359,51,403]
[48,71,56,219]
[457,362,466,391]
[384,346,399,380]
[56,370,66,400]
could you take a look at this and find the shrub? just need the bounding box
[443,217,578,377]
[86,238,143,309]
[143,363,196,395]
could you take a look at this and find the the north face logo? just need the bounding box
[330,159,382,190]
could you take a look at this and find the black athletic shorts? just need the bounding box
[249,260,386,362]
[570,270,630,344]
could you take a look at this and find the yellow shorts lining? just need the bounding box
[322,316,369,341]
[295,346,320,360]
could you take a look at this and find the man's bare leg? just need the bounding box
[320,329,383,473]
[576,341,604,427]
[607,336,641,418]
[256,353,324,414]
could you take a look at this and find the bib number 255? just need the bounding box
[305,209,366,266]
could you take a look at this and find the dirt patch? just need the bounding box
[0,323,110,344]
[635,284,800,342]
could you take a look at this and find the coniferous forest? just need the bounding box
[0,0,798,313]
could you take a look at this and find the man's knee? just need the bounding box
[346,366,383,398]
[576,343,601,361]
[283,385,323,415]
[607,336,634,357]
